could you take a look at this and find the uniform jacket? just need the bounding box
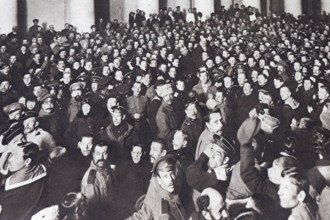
[156,101,177,147]
[126,177,185,220]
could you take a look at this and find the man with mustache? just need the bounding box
[80,140,116,219]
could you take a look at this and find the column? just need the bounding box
[138,0,159,19]
[284,0,302,17]
[321,0,330,14]
[110,0,124,22]
[69,0,95,33]
[222,0,232,9]
[193,0,215,20]
[0,0,17,34]
[242,0,261,11]
[167,0,191,10]
[123,0,138,22]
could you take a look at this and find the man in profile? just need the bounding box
[0,142,47,220]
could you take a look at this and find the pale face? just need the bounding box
[78,137,93,156]
[131,146,143,164]
[199,71,209,84]
[81,103,91,115]
[111,111,124,126]
[207,143,226,169]
[149,142,165,163]
[185,103,197,119]
[41,98,54,113]
[92,145,109,168]
[23,117,37,134]
[206,112,223,135]
[156,169,176,192]
[280,87,291,101]
[278,176,300,208]
[172,131,185,150]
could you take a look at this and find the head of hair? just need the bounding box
[92,140,109,153]
[204,108,221,123]
[152,138,168,151]
[21,142,39,166]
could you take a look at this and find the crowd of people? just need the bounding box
[1,2,330,220]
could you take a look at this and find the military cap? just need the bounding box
[1,123,24,145]
[258,88,271,96]
[98,77,111,88]
[76,73,89,82]
[91,76,102,83]
[151,155,177,176]
[33,19,39,23]
[37,88,54,102]
[20,111,39,121]
[69,82,82,92]
[111,105,126,115]
[3,102,23,115]
[212,134,236,156]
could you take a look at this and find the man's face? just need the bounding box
[41,98,54,113]
[92,145,109,168]
[149,142,164,163]
[131,146,143,164]
[207,144,226,169]
[23,117,37,134]
[26,100,36,110]
[111,111,124,126]
[185,103,197,119]
[0,81,10,93]
[243,83,252,95]
[199,71,208,84]
[206,112,223,135]
[278,176,300,208]
[280,87,291,101]
[23,74,32,86]
[172,131,185,150]
[132,83,141,95]
[156,169,176,192]
[7,146,27,172]
[78,137,93,156]
[318,87,329,100]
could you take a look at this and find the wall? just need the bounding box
[110,0,124,22]
[26,0,66,31]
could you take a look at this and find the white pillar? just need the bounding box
[321,0,330,14]
[193,0,215,20]
[110,0,124,22]
[284,0,302,17]
[0,0,17,34]
[123,0,138,23]
[167,0,191,10]
[138,0,159,20]
[69,0,95,33]
[222,0,232,9]
[242,0,260,11]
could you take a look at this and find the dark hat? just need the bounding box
[151,155,177,176]
[258,88,271,96]
[37,88,54,102]
[212,134,236,156]
[91,75,102,83]
[111,105,126,114]
[20,111,39,121]
[76,73,89,82]
[33,19,39,23]
[1,123,24,145]
[98,77,111,88]
[25,93,38,102]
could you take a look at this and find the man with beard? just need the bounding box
[81,141,116,219]
[37,88,64,145]
[65,82,83,125]
[195,108,236,159]
[21,111,61,163]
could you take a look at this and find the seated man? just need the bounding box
[0,142,47,220]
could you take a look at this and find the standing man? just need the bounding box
[156,83,177,147]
